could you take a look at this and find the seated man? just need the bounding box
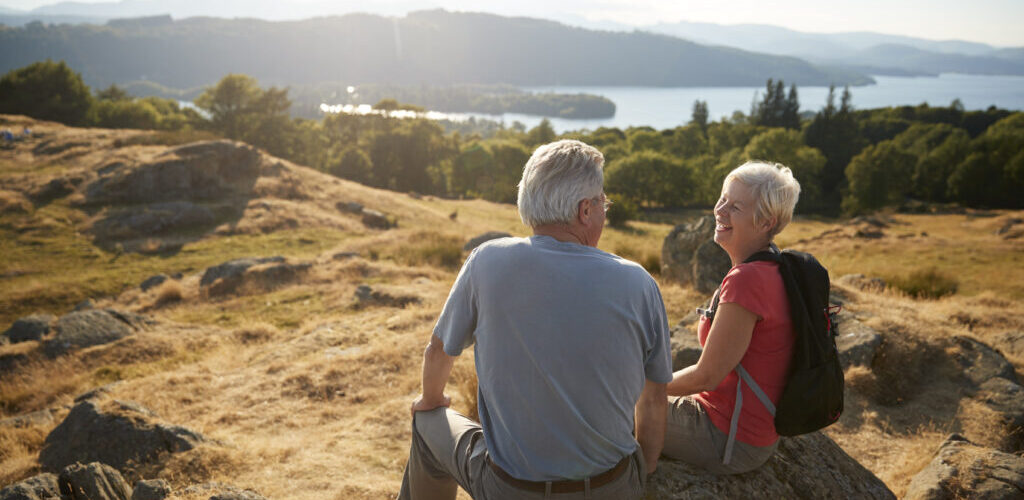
[398,139,671,500]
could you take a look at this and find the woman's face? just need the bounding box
[713,179,771,261]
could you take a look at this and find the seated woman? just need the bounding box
[663,161,801,474]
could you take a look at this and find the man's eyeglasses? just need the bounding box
[591,194,613,213]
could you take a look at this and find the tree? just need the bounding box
[194,74,296,157]
[96,84,131,101]
[842,141,916,214]
[742,128,826,211]
[690,100,709,134]
[525,119,556,147]
[605,151,693,207]
[329,148,373,184]
[751,79,799,129]
[804,85,864,213]
[0,60,94,125]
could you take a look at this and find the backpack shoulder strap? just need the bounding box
[722,364,776,465]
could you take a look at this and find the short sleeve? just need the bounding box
[717,264,774,320]
[433,249,479,356]
[643,278,673,384]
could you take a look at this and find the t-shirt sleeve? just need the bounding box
[717,264,772,320]
[432,249,479,356]
[643,278,673,384]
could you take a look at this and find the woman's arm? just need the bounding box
[666,302,758,396]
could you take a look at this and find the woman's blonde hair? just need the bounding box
[724,161,801,237]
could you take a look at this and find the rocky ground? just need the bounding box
[2,115,1023,499]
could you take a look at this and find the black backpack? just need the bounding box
[705,245,843,463]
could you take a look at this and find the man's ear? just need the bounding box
[577,198,591,224]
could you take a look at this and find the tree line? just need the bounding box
[1,61,1021,222]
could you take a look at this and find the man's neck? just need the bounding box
[533,224,591,247]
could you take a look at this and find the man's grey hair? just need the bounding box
[724,161,801,237]
[517,140,605,227]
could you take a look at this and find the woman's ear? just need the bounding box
[761,216,777,235]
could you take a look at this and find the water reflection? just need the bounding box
[319,103,476,123]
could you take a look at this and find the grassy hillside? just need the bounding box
[1,116,1022,498]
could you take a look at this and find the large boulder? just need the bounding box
[3,314,54,343]
[58,462,131,500]
[662,216,731,293]
[973,377,1024,452]
[200,257,284,288]
[90,202,215,242]
[361,208,396,229]
[952,336,1017,387]
[39,399,206,472]
[44,309,150,357]
[130,479,170,500]
[670,314,703,371]
[177,483,267,500]
[0,473,61,500]
[905,434,1024,500]
[648,432,894,498]
[85,141,261,205]
[835,316,883,368]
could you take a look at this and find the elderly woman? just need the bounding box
[663,161,801,474]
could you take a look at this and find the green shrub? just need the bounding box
[606,195,638,227]
[890,268,958,299]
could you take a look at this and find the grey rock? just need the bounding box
[661,216,731,293]
[975,378,1024,452]
[58,462,131,500]
[73,382,123,403]
[463,231,511,251]
[905,434,1024,500]
[201,257,309,297]
[0,409,54,429]
[648,432,894,499]
[0,473,61,500]
[39,399,205,472]
[44,309,148,357]
[130,479,170,500]
[30,176,78,204]
[3,314,54,343]
[335,201,363,214]
[0,352,29,375]
[199,257,284,289]
[139,275,168,292]
[361,208,395,229]
[835,316,883,368]
[953,336,1017,387]
[73,299,94,312]
[85,140,261,205]
[91,201,215,243]
[837,274,887,292]
[670,327,703,371]
[331,251,359,260]
[354,285,420,309]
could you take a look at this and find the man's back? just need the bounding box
[435,235,671,481]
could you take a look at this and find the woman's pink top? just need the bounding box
[693,261,795,447]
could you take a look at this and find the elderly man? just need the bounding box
[398,139,671,500]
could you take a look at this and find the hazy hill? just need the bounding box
[646,20,1024,76]
[0,9,869,89]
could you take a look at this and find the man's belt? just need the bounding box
[485,455,631,494]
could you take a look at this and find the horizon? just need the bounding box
[2,0,1023,48]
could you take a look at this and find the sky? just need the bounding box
[3,0,1023,47]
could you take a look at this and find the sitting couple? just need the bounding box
[398,139,800,499]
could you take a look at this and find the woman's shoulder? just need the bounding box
[724,260,781,283]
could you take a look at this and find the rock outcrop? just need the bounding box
[0,473,61,500]
[952,336,1018,387]
[85,141,261,206]
[648,432,894,499]
[3,314,54,343]
[354,285,421,309]
[58,462,131,500]
[200,256,310,297]
[661,216,731,294]
[905,434,1024,500]
[39,399,205,472]
[835,316,883,368]
[43,309,150,357]
[130,480,170,500]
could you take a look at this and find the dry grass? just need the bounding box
[4,119,1024,497]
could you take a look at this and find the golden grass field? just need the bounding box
[1,116,1023,498]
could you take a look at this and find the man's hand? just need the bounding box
[411,334,457,418]
[410,393,451,417]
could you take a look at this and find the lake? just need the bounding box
[458,74,1024,132]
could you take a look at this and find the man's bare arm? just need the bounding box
[410,334,457,416]
[635,379,667,474]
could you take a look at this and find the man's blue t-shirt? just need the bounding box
[434,235,672,481]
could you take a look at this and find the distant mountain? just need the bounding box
[21,0,420,20]
[645,20,1024,76]
[0,10,870,90]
